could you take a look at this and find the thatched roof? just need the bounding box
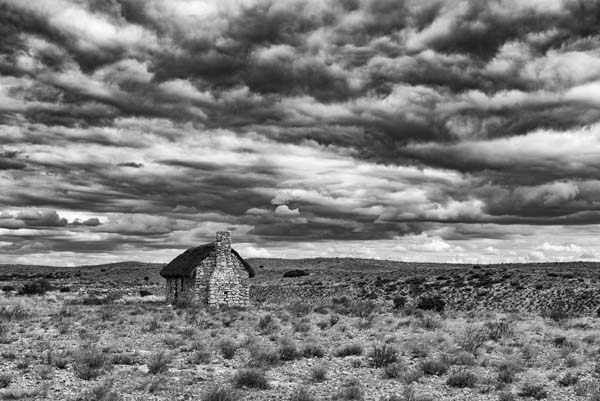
[159,243,255,278]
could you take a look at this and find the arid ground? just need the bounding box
[1,258,600,401]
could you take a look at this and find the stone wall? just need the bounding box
[194,257,212,303]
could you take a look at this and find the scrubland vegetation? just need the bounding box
[2,282,600,401]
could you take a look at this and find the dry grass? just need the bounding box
[2,262,600,400]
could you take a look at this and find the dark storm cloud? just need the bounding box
[16,210,68,227]
[3,0,600,263]
[116,162,143,168]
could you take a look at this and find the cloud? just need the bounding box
[2,0,600,264]
[16,209,68,227]
[274,205,300,215]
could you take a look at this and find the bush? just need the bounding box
[420,359,448,376]
[416,295,445,312]
[497,392,516,401]
[333,379,363,401]
[302,344,325,358]
[111,352,140,366]
[456,325,488,355]
[557,372,579,387]
[283,270,309,278]
[18,279,52,295]
[233,369,269,389]
[0,374,11,389]
[75,379,121,401]
[393,296,406,309]
[257,314,279,334]
[72,345,108,380]
[485,320,512,341]
[518,383,548,399]
[441,351,475,366]
[202,386,240,401]
[496,360,522,384]
[446,368,477,388]
[383,362,404,379]
[311,364,327,382]
[248,345,280,368]
[147,351,171,374]
[290,387,315,401]
[400,368,424,385]
[336,343,363,357]
[369,344,398,368]
[219,339,238,360]
[279,338,301,361]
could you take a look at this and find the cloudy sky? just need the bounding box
[2,0,600,266]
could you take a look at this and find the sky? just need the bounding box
[2,0,600,266]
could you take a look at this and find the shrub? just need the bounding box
[233,369,269,389]
[219,339,238,360]
[393,296,406,309]
[201,386,240,401]
[248,345,280,368]
[302,344,325,358]
[400,368,424,385]
[0,303,29,320]
[518,383,548,399]
[188,349,213,365]
[316,320,329,330]
[420,359,448,376]
[446,368,477,388]
[369,344,398,368]
[257,314,279,334]
[558,372,579,387]
[279,338,301,361]
[293,318,311,333]
[333,379,363,401]
[18,279,52,295]
[0,374,11,389]
[72,345,108,380]
[383,362,404,379]
[497,392,516,401]
[419,314,442,330]
[283,270,309,278]
[416,295,445,312]
[336,343,363,357]
[290,387,315,401]
[441,351,475,366]
[496,360,522,384]
[74,379,121,401]
[545,306,570,322]
[456,325,487,354]
[288,301,311,317]
[311,364,327,382]
[111,352,140,366]
[485,320,512,341]
[147,351,171,375]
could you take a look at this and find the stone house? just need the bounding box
[159,231,254,306]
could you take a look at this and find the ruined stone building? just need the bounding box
[159,231,254,306]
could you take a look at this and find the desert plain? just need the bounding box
[1,258,600,401]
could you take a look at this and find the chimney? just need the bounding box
[216,231,231,251]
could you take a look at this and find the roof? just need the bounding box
[159,243,255,278]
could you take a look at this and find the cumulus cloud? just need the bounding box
[274,205,300,216]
